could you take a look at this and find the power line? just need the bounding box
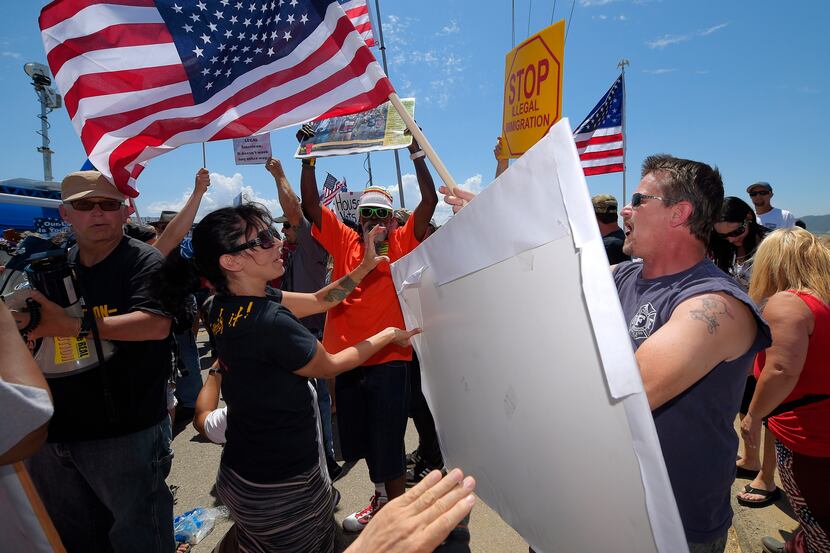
[527,0,533,37]
[550,0,557,25]
[565,0,576,42]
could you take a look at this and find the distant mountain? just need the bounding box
[799,214,830,234]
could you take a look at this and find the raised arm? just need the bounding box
[407,136,439,241]
[635,292,758,410]
[266,158,302,228]
[494,136,509,178]
[154,168,210,256]
[297,124,323,228]
[281,225,388,318]
[740,292,811,449]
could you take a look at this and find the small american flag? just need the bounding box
[320,172,346,205]
[339,0,374,47]
[573,75,624,176]
[39,0,393,197]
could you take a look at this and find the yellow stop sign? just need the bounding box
[502,21,564,158]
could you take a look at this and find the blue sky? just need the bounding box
[2,0,828,223]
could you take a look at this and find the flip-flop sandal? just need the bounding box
[175,541,192,553]
[736,485,781,508]
[735,466,760,479]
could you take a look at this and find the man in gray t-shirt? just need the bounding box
[266,157,341,481]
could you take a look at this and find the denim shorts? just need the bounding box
[335,360,410,482]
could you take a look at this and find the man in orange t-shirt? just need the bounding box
[301,137,437,533]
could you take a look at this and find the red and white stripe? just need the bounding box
[39,0,393,196]
[573,126,624,176]
[340,0,375,47]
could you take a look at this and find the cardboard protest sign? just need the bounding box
[233,134,272,165]
[294,98,415,158]
[332,191,360,223]
[502,21,564,158]
[390,120,687,553]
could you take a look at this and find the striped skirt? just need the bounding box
[215,462,335,553]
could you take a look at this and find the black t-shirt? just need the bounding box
[209,292,319,483]
[47,237,173,442]
[602,228,631,265]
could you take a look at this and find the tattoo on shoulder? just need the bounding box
[688,296,734,335]
[322,275,358,303]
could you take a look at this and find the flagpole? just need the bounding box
[617,58,629,204]
[372,0,405,208]
[387,93,458,197]
[201,142,207,168]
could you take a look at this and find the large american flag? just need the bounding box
[39,0,393,197]
[339,0,374,47]
[320,171,346,205]
[573,75,624,176]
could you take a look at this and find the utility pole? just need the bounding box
[372,0,405,207]
[24,63,61,182]
[617,58,629,204]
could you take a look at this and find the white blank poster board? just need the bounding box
[391,120,687,553]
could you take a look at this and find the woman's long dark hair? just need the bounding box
[152,203,274,315]
[709,196,769,273]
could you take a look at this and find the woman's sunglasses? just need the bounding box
[225,228,281,254]
[68,199,125,211]
[715,221,748,239]
[359,207,391,219]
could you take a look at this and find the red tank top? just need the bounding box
[754,291,830,456]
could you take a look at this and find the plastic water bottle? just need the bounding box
[173,506,230,544]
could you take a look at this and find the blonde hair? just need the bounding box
[749,227,830,305]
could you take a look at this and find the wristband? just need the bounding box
[409,150,426,161]
[302,157,316,167]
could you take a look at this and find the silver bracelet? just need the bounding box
[409,150,426,161]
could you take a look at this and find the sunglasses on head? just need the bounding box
[359,207,391,219]
[68,199,124,212]
[630,192,666,208]
[749,190,770,197]
[225,228,281,254]
[715,221,748,239]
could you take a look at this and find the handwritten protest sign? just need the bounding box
[332,191,360,223]
[502,21,564,158]
[294,98,415,158]
[233,134,272,165]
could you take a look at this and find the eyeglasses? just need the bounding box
[630,193,666,208]
[225,228,281,254]
[67,199,124,211]
[359,207,391,219]
[749,190,770,197]
[715,221,748,239]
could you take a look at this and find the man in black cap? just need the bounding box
[746,182,796,230]
[592,194,630,264]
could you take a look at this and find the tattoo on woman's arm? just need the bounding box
[689,297,734,335]
[323,275,358,303]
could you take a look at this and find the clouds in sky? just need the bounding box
[647,22,729,49]
[382,173,486,224]
[384,15,466,109]
[146,172,279,218]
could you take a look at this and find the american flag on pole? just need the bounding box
[338,0,374,47]
[573,75,624,176]
[320,172,346,205]
[39,0,394,197]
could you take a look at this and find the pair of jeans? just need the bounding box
[174,329,203,408]
[315,378,335,461]
[28,418,174,553]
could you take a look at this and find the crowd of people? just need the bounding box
[1,131,828,553]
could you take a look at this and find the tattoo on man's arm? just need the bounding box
[689,297,734,335]
[322,275,358,303]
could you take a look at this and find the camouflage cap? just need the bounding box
[592,194,618,214]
